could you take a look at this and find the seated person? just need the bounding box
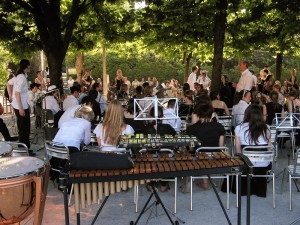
[43,85,61,115]
[62,85,79,111]
[58,96,93,128]
[124,98,145,134]
[210,91,230,116]
[93,100,134,151]
[53,105,95,154]
[232,104,271,197]
[117,83,129,100]
[232,90,252,127]
[142,106,176,192]
[179,90,194,118]
[186,97,225,189]
[163,99,182,134]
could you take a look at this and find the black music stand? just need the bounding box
[130,181,182,225]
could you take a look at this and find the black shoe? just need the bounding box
[29,150,36,157]
[7,136,19,142]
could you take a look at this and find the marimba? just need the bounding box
[61,151,253,225]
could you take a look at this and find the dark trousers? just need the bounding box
[0,118,11,140]
[14,108,30,149]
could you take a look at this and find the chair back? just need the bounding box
[45,140,69,160]
[242,145,274,165]
[44,127,59,141]
[293,149,300,174]
[218,116,232,131]
[6,142,29,157]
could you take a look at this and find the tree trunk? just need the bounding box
[45,51,64,89]
[75,52,85,83]
[184,52,192,82]
[275,52,283,81]
[211,0,228,92]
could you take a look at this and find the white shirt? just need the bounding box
[93,124,134,151]
[187,72,197,91]
[235,123,270,167]
[53,118,91,149]
[58,105,81,128]
[63,95,78,111]
[232,100,250,127]
[163,108,182,133]
[252,75,257,87]
[43,95,61,115]
[67,79,74,88]
[236,69,253,92]
[197,76,211,90]
[27,90,38,113]
[8,74,29,110]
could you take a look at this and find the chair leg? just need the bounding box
[272,173,276,208]
[289,174,292,211]
[68,184,74,206]
[174,177,177,214]
[226,175,229,210]
[135,185,139,213]
[190,176,193,211]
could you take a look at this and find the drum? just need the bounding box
[0,157,50,225]
[0,141,12,157]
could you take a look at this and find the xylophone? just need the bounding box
[62,151,253,225]
[117,134,200,149]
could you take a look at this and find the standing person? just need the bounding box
[235,60,253,93]
[34,70,46,90]
[7,59,33,154]
[115,69,124,92]
[67,76,75,88]
[28,82,39,114]
[285,68,298,91]
[197,70,211,90]
[187,66,198,91]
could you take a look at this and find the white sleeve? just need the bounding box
[93,124,101,137]
[125,125,135,135]
[83,122,91,145]
[244,75,253,91]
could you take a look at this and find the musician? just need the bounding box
[93,100,134,151]
[142,106,176,192]
[58,96,93,128]
[53,105,95,154]
[83,70,93,89]
[163,99,182,134]
[187,97,225,189]
[115,69,124,91]
[62,85,79,111]
[34,70,46,90]
[27,82,39,114]
[43,85,61,115]
[178,90,194,118]
[117,83,129,100]
[234,104,271,197]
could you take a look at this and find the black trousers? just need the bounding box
[14,108,30,149]
[0,118,12,140]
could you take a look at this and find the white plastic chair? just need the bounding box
[288,148,300,211]
[240,145,275,208]
[218,116,234,154]
[190,146,230,210]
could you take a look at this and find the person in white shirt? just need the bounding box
[63,85,79,111]
[236,60,253,93]
[93,100,134,151]
[28,82,39,114]
[187,66,198,91]
[163,99,182,133]
[43,85,61,115]
[58,96,93,128]
[197,70,211,90]
[67,76,75,88]
[232,90,252,127]
[6,59,32,151]
[53,105,94,154]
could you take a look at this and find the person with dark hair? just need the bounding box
[236,60,253,93]
[182,83,190,93]
[142,106,176,192]
[187,97,225,189]
[265,91,284,125]
[210,91,230,116]
[220,75,234,108]
[88,89,101,123]
[232,90,252,127]
[163,99,182,133]
[58,96,93,128]
[117,83,129,100]
[92,82,107,115]
[263,74,273,95]
[28,82,39,113]
[142,81,149,89]
[133,86,144,99]
[63,85,79,111]
[123,98,145,134]
[234,103,271,197]
[179,90,194,117]
[6,59,33,154]
[187,66,198,91]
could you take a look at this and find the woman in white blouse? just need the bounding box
[94,99,134,151]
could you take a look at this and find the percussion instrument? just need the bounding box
[0,141,12,157]
[62,151,253,225]
[0,157,50,225]
[117,134,200,149]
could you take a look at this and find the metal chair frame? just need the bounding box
[5,141,29,157]
[239,145,276,208]
[218,116,234,155]
[288,148,300,211]
[190,146,230,211]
